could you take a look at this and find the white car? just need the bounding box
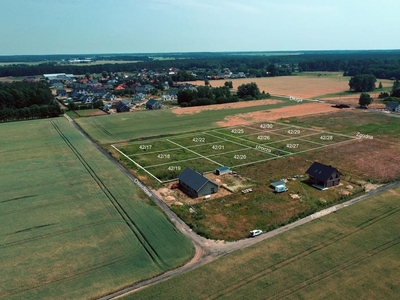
[250,229,263,237]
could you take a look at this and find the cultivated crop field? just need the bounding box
[0,118,193,299]
[113,121,357,183]
[130,184,400,300]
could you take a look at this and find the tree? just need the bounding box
[224,81,233,89]
[349,74,376,92]
[359,93,373,108]
[391,79,400,97]
[378,82,383,89]
[101,71,108,78]
[204,79,210,86]
[237,82,260,99]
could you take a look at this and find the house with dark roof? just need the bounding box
[306,162,341,189]
[385,102,400,112]
[56,89,67,97]
[115,99,132,113]
[178,168,218,198]
[146,99,162,110]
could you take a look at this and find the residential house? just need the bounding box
[178,168,218,198]
[56,89,67,97]
[146,99,162,110]
[306,161,341,189]
[115,99,132,113]
[385,102,400,112]
[102,92,117,101]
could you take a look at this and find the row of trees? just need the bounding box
[358,79,400,108]
[177,82,269,107]
[0,82,62,122]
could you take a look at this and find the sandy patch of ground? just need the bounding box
[216,102,341,127]
[154,173,252,206]
[171,99,281,115]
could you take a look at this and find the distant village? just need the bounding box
[30,67,248,114]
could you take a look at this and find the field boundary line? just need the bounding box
[111,145,162,183]
[204,131,290,156]
[166,139,224,167]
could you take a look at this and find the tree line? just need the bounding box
[0,82,62,122]
[177,82,269,107]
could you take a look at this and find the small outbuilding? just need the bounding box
[146,99,162,110]
[215,166,231,175]
[306,161,341,189]
[178,168,218,198]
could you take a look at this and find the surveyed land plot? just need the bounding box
[114,121,357,183]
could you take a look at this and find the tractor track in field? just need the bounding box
[62,115,400,300]
[52,119,164,268]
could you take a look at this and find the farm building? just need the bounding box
[306,162,341,189]
[215,166,231,175]
[146,99,162,110]
[178,168,218,198]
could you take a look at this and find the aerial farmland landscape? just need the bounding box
[1,1,400,299]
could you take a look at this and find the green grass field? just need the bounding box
[114,122,356,182]
[75,100,302,144]
[0,118,193,299]
[129,184,400,300]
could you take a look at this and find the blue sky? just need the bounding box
[0,0,398,55]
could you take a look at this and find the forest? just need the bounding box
[0,50,399,79]
[0,82,63,122]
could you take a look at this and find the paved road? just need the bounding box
[63,115,400,300]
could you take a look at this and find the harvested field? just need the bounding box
[188,75,349,99]
[171,99,282,115]
[216,102,340,126]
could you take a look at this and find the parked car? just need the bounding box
[250,229,263,237]
[171,183,179,189]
